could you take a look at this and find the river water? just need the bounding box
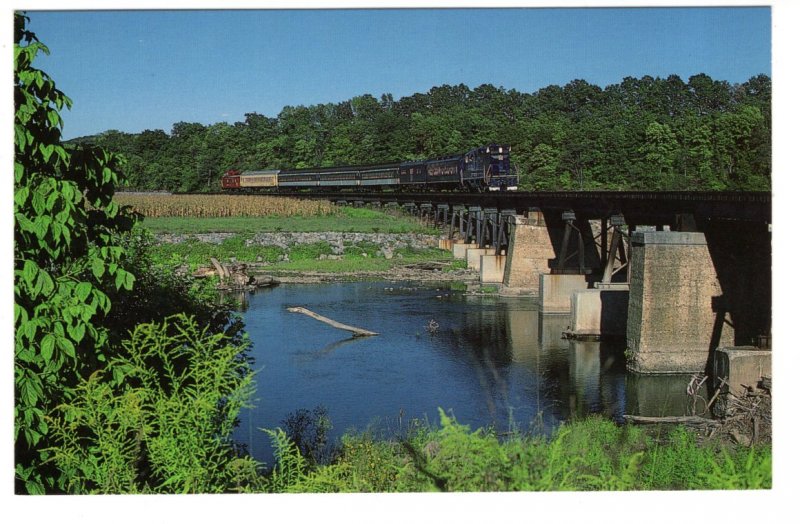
[232,281,695,464]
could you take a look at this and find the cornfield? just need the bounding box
[115,193,338,218]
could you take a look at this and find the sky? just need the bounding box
[23,5,772,140]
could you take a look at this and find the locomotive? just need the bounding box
[221,144,518,192]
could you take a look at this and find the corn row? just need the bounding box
[115,194,338,218]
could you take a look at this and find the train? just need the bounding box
[221,144,518,192]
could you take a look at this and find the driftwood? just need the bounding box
[193,258,278,290]
[623,415,721,427]
[209,257,230,279]
[286,307,378,337]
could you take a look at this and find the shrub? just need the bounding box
[47,314,263,493]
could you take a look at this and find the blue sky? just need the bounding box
[25,7,771,139]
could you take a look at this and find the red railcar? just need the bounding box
[221,169,241,189]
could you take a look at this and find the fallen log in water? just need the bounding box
[623,415,721,427]
[286,307,379,337]
[210,257,230,279]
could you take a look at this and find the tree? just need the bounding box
[14,12,137,493]
[639,122,679,188]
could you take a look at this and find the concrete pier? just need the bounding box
[466,248,494,271]
[567,287,629,339]
[452,242,478,260]
[480,254,507,284]
[438,238,454,251]
[713,346,771,398]
[538,273,590,313]
[501,214,555,294]
[626,231,735,374]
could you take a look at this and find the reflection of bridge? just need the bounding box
[301,190,772,383]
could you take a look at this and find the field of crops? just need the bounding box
[115,193,338,218]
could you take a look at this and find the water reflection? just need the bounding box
[233,282,693,464]
[625,373,700,417]
[220,289,251,311]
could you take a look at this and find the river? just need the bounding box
[232,281,695,464]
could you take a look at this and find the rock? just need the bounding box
[250,275,278,287]
[192,266,217,278]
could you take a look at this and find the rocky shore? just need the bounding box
[161,231,478,285]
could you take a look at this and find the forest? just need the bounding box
[74,73,772,193]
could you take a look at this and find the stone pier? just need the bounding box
[567,286,629,339]
[452,242,478,260]
[501,213,555,294]
[480,254,507,284]
[626,231,735,374]
[538,274,590,313]
[466,248,494,271]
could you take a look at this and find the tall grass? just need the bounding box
[116,194,338,218]
[47,315,265,494]
[264,411,771,493]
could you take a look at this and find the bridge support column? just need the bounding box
[452,242,478,260]
[438,238,454,251]
[567,286,629,339]
[501,211,554,294]
[466,248,494,271]
[480,254,507,284]
[626,231,734,374]
[538,274,590,313]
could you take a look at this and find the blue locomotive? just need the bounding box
[222,144,518,192]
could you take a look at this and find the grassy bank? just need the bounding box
[150,234,456,273]
[143,203,452,274]
[262,412,771,493]
[142,207,438,234]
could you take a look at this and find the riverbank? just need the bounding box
[261,413,771,492]
[148,227,478,284]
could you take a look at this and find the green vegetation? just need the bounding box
[141,209,438,235]
[265,411,771,492]
[149,233,453,274]
[79,75,769,192]
[14,13,251,494]
[47,315,260,494]
[14,13,139,493]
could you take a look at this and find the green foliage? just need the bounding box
[81,73,769,193]
[264,413,771,493]
[14,12,138,492]
[141,211,436,235]
[46,314,262,493]
[443,259,468,272]
[641,425,772,490]
[149,232,453,274]
[149,235,283,271]
[263,428,308,493]
[103,229,248,345]
[287,241,333,261]
[280,406,334,465]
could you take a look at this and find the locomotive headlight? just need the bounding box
[499,147,503,153]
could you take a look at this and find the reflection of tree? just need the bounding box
[219,290,249,311]
[432,304,515,422]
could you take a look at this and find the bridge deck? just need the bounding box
[292,190,771,224]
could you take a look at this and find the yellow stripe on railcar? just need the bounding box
[239,170,280,188]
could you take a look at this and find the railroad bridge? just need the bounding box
[302,191,772,379]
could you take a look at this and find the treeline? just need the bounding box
[78,74,771,193]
